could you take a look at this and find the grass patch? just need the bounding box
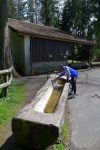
[68,60,83,63]
[68,60,89,69]
[61,117,69,143]
[0,79,25,128]
[51,116,69,150]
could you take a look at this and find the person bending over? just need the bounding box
[55,64,78,95]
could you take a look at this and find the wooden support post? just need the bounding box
[88,46,91,68]
[72,43,74,64]
[3,74,8,97]
[66,49,69,65]
[0,67,13,98]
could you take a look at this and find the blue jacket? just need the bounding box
[59,66,78,78]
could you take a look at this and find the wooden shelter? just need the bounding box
[8,18,95,75]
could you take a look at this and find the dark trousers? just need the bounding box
[71,77,77,94]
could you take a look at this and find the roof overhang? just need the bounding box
[8,18,95,46]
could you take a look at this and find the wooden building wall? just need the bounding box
[30,37,69,74]
[30,37,69,62]
[9,29,25,75]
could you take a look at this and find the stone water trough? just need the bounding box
[12,75,69,149]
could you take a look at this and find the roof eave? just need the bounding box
[9,26,95,46]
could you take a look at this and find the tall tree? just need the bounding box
[8,0,16,19]
[92,0,100,58]
[61,0,73,33]
[40,0,59,26]
[53,1,61,28]
[34,0,41,24]
[62,0,83,35]
[16,0,27,20]
[61,0,93,38]
[26,0,41,23]
[72,0,85,37]
[0,0,12,70]
[27,0,35,22]
[94,0,100,45]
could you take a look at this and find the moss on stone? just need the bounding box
[12,119,59,149]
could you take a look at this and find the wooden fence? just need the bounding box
[0,67,13,97]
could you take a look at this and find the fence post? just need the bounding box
[3,74,8,97]
[0,67,13,98]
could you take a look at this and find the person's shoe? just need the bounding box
[75,93,78,96]
[71,93,75,98]
[72,94,75,98]
[68,92,72,96]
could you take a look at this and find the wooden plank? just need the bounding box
[0,66,13,75]
[0,73,13,89]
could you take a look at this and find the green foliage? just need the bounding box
[61,0,72,33]
[0,80,24,127]
[8,0,16,19]
[26,0,35,23]
[61,118,69,143]
[61,0,100,61]
[51,117,69,150]
[62,0,92,38]
[91,47,100,61]
[16,0,27,20]
[52,139,65,150]
[91,21,100,61]
[8,0,27,20]
[95,22,100,48]
[40,0,59,27]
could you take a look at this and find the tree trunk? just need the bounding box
[0,0,13,97]
[0,0,12,70]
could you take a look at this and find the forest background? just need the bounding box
[8,0,100,61]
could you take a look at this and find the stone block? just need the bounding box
[12,76,69,149]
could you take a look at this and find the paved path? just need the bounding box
[22,75,48,102]
[68,68,100,150]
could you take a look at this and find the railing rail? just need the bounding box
[0,66,13,97]
[0,66,13,75]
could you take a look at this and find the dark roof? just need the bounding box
[8,18,95,46]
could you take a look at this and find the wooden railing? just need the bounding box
[0,67,13,97]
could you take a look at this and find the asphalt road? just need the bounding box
[68,68,100,150]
